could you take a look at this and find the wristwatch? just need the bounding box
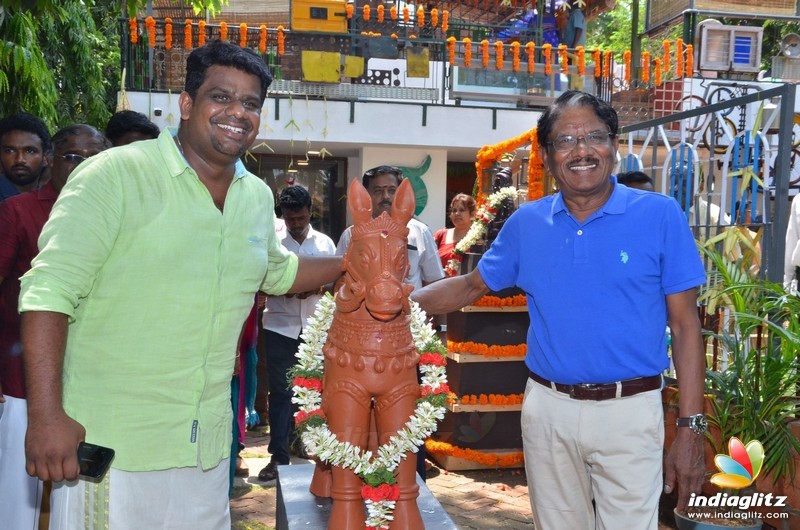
[676,414,708,435]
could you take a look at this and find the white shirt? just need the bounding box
[336,217,444,291]
[262,225,336,338]
[784,194,800,290]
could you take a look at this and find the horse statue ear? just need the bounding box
[391,179,415,226]
[348,178,373,225]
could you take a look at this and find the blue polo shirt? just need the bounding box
[477,177,705,385]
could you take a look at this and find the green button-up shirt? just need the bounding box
[20,129,298,471]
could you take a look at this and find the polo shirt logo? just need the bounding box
[620,251,629,264]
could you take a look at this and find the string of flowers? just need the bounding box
[542,43,552,75]
[641,51,650,83]
[527,129,544,201]
[623,50,631,84]
[220,21,228,41]
[463,38,472,68]
[198,21,206,46]
[473,294,527,307]
[460,393,524,406]
[441,10,449,32]
[576,46,585,76]
[145,16,156,47]
[184,19,192,49]
[346,3,354,18]
[431,8,438,27]
[390,5,397,20]
[511,41,520,72]
[417,5,424,26]
[686,44,694,78]
[291,294,451,530]
[129,18,138,44]
[526,42,535,73]
[444,186,518,276]
[603,50,612,78]
[425,440,524,468]
[447,37,456,65]
[448,340,527,357]
[403,6,410,24]
[164,18,173,49]
[592,48,601,78]
[654,57,662,86]
[277,25,285,55]
[663,40,671,77]
[558,44,568,74]
[676,38,684,77]
[259,25,267,53]
[239,23,247,47]
[494,41,504,70]
[377,4,385,23]
[363,5,370,21]
[481,40,490,68]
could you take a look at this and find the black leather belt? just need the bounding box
[529,371,663,401]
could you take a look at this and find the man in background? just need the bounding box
[105,110,160,147]
[617,170,655,192]
[0,113,51,202]
[0,124,110,530]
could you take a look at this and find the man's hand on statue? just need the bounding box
[25,409,85,482]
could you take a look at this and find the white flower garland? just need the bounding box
[290,293,449,530]
[444,186,518,276]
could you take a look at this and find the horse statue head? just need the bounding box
[337,178,416,321]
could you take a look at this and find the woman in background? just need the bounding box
[434,193,477,268]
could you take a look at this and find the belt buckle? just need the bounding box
[570,383,599,399]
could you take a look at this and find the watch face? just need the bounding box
[691,414,708,434]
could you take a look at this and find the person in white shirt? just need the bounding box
[784,194,800,293]
[257,186,337,482]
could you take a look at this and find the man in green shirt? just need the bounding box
[19,40,342,529]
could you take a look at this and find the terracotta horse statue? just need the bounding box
[309,177,424,530]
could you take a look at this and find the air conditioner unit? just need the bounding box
[699,25,763,73]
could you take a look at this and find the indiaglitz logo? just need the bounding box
[710,437,764,489]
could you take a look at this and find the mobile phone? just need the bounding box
[77,442,115,479]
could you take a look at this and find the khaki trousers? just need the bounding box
[522,378,664,530]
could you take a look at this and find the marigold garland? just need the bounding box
[219,21,228,41]
[239,23,247,47]
[494,41,504,70]
[403,6,410,24]
[558,44,568,74]
[511,41,520,72]
[431,8,438,27]
[346,3,354,18]
[663,40,671,77]
[654,57,663,86]
[441,10,449,32]
[198,21,206,46]
[603,50,612,78]
[129,18,138,44]
[377,4,385,22]
[259,25,267,53]
[542,43,552,75]
[576,46,585,76]
[145,16,156,47]
[447,37,456,64]
[528,131,544,201]
[641,51,650,83]
[184,19,192,49]
[525,42,535,73]
[592,48,601,77]
[390,5,397,20]
[623,50,631,83]
[425,439,525,468]
[164,18,173,49]
[676,38,684,78]
[464,38,472,68]
[417,5,424,26]
[480,40,490,68]
[473,294,527,307]
[447,340,527,357]
[460,393,524,406]
[686,44,694,78]
[277,25,285,55]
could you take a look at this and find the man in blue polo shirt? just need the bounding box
[411,90,707,529]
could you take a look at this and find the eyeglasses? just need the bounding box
[61,153,87,165]
[547,131,613,152]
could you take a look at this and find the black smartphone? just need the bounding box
[77,442,115,479]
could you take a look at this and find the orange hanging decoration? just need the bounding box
[417,6,424,26]
[592,48,601,78]
[663,40,671,77]
[441,10,449,32]
[558,44,568,74]
[641,51,650,83]
[164,18,173,49]
[528,129,544,201]
[676,38,685,77]
[654,57,663,86]
[447,36,456,65]
[346,4,354,18]
[184,19,192,49]
[480,40,489,68]
[603,50,612,79]
[542,43,552,76]
[390,5,397,20]
[464,37,472,68]
[525,42,535,73]
[239,23,248,47]
[576,46,585,76]
[198,21,206,46]
[511,41,520,72]
[219,21,228,41]
[377,5,385,22]
[129,18,138,44]
[259,25,267,53]
[145,16,156,47]
[391,33,398,39]
[431,8,438,28]
[363,5,370,21]
[686,44,694,78]
[403,6,410,24]
[495,41,504,70]
[623,50,631,83]
[277,26,285,55]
